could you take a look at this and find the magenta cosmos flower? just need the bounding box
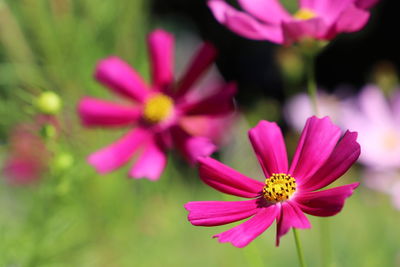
[208,0,378,45]
[78,29,236,180]
[185,116,360,247]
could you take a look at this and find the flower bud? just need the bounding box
[53,152,74,171]
[36,91,62,115]
[40,124,57,139]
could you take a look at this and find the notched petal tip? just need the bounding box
[212,206,279,247]
[94,56,149,102]
[94,56,123,77]
[248,120,288,177]
[207,0,228,22]
[128,142,167,181]
[148,28,174,40]
[147,28,175,89]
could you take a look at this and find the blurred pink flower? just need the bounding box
[341,85,400,169]
[78,29,237,180]
[185,116,360,247]
[208,0,377,45]
[284,91,342,132]
[3,122,51,184]
[3,158,44,184]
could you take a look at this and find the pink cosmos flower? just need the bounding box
[185,116,360,247]
[78,29,237,180]
[3,121,51,184]
[208,0,377,45]
[341,85,400,169]
[340,85,400,210]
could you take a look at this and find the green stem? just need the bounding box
[293,228,307,267]
[305,54,319,116]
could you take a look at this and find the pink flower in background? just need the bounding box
[340,85,400,210]
[3,123,50,184]
[78,29,237,180]
[208,0,377,45]
[185,116,360,247]
[284,91,342,132]
[341,85,400,169]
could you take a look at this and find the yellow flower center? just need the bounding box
[143,93,173,124]
[383,130,399,151]
[263,173,297,203]
[293,8,316,20]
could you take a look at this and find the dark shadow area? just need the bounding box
[151,0,397,105]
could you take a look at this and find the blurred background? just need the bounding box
[0,0,399,266]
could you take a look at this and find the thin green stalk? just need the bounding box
[305,49,333,267]
[305,51,333,267]
[305,54,319,116]
[293,228,307,267]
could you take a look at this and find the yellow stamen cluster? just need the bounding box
[293,8,316,20]
[383,130,399,151]
[143,93,173,124]
[263,173,296,203]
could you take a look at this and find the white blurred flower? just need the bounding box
[284,91,342,132]
[341,85,400,169]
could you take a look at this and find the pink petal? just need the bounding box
[95,56,149,102]
[238,0,291,24]
[276,202,311,246]
[147,29,174,90]
[248,120,288,178]
[208,0,284,43]
[185,199,259,226]
[175,42,217,97]
[180,82,237,116]
[355,0,379,9]
[299,131,360,191]
[300,0,354,22]
[129,140,167,181]
[299,0,318,9]
[172,127,216,164]
[282,18,330,45]
[198,157,264,198]
[392,91,400,124]
[295,183,359,217]
[88,128,150,174]
[213,204,279,248]
[334,4,370,33]
[181,137,217,164]
[78,97,141,127]
[178,114,236,145]
[4,157,43,184]
[358,85,392,126]
[289,116,341,186]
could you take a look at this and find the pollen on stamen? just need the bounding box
[293,8,317,20]
[262,173,297,203]
[143,93,173,124]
